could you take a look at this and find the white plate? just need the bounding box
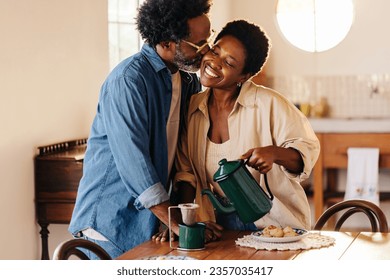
[140,255,197,260]
[251,228,308,243]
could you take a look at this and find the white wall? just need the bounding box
[228,0,390,76]
[209,0,233,33]
[0,0,108,259]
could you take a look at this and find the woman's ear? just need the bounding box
[239,73,252,84]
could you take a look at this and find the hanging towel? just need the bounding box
[344,147,380,205]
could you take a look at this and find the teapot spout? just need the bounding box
[201,189,236,215]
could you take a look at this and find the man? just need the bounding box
[69,0,213,259]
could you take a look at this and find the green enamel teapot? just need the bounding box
[202,158,273,224]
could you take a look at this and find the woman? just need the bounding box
[174,20,320,234]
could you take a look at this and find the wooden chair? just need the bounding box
[314,199,389,232]
[53,239,112,260]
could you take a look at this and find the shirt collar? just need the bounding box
[188,81,259,117]
[141,43,194,84]
[188,81,259,116]
[235,81,257,108]
[141,44,167,73]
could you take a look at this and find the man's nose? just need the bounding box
[199,44,211,55]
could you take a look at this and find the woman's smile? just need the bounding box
[204,64,219,78]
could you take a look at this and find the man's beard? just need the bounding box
[173,49,201,73]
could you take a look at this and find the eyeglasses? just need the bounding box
[181,29,216,54]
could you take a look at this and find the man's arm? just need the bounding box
[149,200,180,237]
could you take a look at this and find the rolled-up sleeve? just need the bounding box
[136,183,170,209]
[278,117,320,181]
[281,137,320,181]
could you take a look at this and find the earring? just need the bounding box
[237,82,242,87]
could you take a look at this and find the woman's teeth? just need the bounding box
[205,66,218,78]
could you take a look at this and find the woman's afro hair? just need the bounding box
[214,20,270,76]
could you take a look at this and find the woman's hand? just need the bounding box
[241,146,276,173]
[203,221,224,243]
[241,145,304,174]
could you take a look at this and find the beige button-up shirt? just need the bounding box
[174,81,320,229]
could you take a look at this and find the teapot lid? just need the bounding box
[213,158,243,182]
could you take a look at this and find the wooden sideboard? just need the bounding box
[34,138,87,260]
[312,133,390,220]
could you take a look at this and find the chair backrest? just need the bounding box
[314,199,389,232]
[53,239,112,260]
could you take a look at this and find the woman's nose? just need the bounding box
[209,58,222,69]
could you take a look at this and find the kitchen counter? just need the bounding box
[308,117,390,133]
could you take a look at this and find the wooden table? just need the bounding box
[117,230,390,260]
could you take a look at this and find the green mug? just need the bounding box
[179,222,205,250]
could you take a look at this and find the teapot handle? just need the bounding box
[242,159,274,201]
[263,173,274,201]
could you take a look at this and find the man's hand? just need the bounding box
[149,201,181,238]
[152,223,177,242]
[203,221,224,243]
[149,201,224,244]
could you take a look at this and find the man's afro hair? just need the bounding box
[136,0,212,46]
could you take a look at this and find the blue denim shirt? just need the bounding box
[69,44,201,253]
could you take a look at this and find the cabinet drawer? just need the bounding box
[37,202,75,223]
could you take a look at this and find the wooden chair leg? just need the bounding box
[38,222,50,260]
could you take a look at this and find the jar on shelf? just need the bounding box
[311,97,329,118]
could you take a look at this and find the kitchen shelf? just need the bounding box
[309,118,390,133]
